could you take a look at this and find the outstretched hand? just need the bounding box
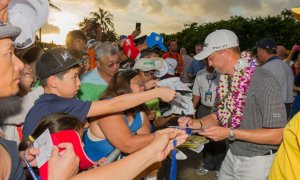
[131,29,141,39]
[20,146,40,167]
[178,116,194,128]
[144,79,159,90]
[152,128,188,162]
[156,87,176,102]
[199,126,230,141]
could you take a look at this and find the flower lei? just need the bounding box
[216,54,257,128]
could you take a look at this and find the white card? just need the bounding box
[33,129,53,168]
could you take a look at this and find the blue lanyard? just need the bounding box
[169,140,177,180]
[206,76,213,91]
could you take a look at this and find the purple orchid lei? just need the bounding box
[216,54,257,128]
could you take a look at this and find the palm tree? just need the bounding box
[79,8,116,42]
[49,0,61,11]
[79,17,99,40]
[90,8,114,32]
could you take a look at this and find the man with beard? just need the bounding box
[162,39,183,77]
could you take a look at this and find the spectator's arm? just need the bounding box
[95,113,154,153]
[286,44,297,65]
[70,128,188,180]
[136,41,148,52]
[192,95,200,108]
[87,87,175,117]
[136,112,152,135]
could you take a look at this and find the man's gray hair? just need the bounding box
[94,42,119,61]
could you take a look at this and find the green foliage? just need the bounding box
[162,9,300,54]
[79,8,117,42]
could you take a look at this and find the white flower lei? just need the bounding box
[216,56,256,128]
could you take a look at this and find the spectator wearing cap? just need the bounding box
[0,18,26,180]
[256,38,294,119]
[133,58,163,131]
[187,42,205,79]
[178,29,286,180]
[162,39,183,77]
[133,58,162,90]
[22,47,176,138]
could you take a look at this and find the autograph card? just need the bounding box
[33,129,53,168]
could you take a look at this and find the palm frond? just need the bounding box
[48,1,61,11]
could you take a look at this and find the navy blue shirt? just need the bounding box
[23,93,92,138]
[295,73,300,87]
[188,60,205,77]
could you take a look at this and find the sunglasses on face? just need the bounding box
[100,60,121,68]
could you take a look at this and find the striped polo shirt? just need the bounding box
[218,67,287,157]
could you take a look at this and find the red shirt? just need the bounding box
[88,49,96,70]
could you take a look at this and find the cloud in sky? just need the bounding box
[45,0,298,44]
[63,0,131,10]
[140,0,163,14]
[42,22,60,34]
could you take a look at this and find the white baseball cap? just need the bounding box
[165,58,177,75]
[86,39,97,49]
[133,58,162,72]
[8,0,49,49]
[194,29,239,60]
[154,60,168,78]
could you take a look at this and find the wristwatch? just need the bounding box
[228,128,235,141]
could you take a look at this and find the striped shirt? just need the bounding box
[229,67,287,157]
[261,57,294,103]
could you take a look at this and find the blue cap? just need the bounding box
[120,35,127,40]
[256,38,277,50]
[146,32,167,52]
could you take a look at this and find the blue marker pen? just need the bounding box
[24,150,40,180]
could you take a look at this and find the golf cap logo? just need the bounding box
[61,51,70,61]
[155,36,160,42]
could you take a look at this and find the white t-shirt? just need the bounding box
[192,69,219,107]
